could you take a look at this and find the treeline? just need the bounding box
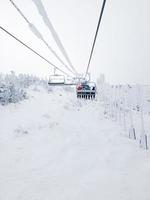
[0,71,46,105]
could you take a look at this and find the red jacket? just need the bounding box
[76,85,83,91]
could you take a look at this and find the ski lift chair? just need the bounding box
[48,74,65,85]
[76,82,96,99]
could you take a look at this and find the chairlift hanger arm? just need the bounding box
[0,26,72,77]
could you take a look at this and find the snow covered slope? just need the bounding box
[0,86,150,200]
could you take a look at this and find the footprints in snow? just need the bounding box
[14,113,59,137]
[42,114,59,129]
[14,128,29,137]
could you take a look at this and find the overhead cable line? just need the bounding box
[0,26,71,76]
[9,0,75,75]
[85,0,106,78]
[9,0,30,24]
[31,0,77,74]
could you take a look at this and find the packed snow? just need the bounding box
[0,82,150,200]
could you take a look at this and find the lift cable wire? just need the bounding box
[0,26,71,77]
[85,0,106,78]
[9,0,30,24]
[9,0,75,75]
[31,0,77,74]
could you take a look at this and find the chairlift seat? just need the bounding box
[76,82,96,99]
[48,75,65,85]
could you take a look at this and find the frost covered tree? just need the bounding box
[0,71,47,105]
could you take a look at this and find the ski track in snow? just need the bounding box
[0,86,150,200]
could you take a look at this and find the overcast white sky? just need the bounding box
[0,0,150,83]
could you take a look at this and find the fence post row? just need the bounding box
[99,83,148,150]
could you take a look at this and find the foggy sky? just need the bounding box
[0,0,150,84]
